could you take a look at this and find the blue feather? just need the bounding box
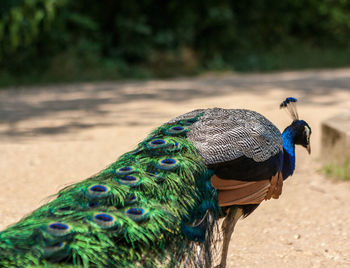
[282,126,296,179]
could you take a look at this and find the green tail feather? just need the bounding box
[0,113,221,267]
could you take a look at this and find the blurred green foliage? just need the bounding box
[2,0,350,86]
[322,160,350,181]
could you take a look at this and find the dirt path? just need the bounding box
[1,69,350,267]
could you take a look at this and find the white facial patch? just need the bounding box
[304,126,311,142]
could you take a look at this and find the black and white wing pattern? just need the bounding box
[169,108,284,207]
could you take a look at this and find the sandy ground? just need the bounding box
[1,69,350,267]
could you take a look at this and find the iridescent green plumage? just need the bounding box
[0,114,221,267]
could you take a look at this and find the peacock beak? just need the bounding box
[306,144,311,154]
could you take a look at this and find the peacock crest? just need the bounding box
[280,97,299,120]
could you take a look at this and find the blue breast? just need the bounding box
[282,129,296,180]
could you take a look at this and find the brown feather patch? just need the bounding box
[211,175,258,190]
[272,172,283,199]
[211,172,283,207]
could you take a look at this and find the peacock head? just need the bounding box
[280,97,312,154]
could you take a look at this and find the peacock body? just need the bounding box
[0,99,311,267]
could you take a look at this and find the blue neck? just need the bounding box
[282,127,296,179]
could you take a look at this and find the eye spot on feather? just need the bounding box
[172,126,184,131]
[156,157,179,170]
[50,205,74,216]
[116,175,142,187]
[93,213,117,229]
[125,208,149,222]
[152,139,165,145]
[125,194,138,205]
[88,201,100,208]
[87,184,111,198]
[43,241,67,257]
[164,125,188,135]
[116,166,136,175]
[46,222,71,236]
[146,139,169,149]
[57,206,71,211]
[146,138,180,154]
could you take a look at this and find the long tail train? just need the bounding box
[0,114,221,267]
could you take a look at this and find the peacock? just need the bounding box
[0,97,311,268]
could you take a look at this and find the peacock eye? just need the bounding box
[46,222,71,236]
